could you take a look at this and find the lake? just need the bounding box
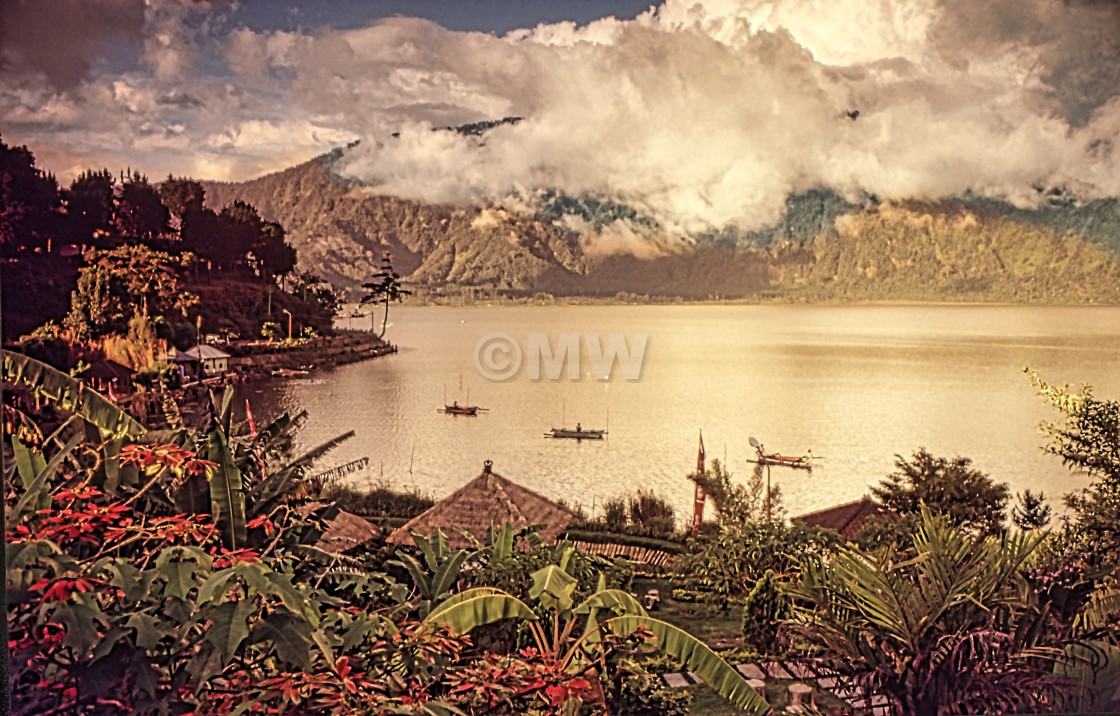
[242,304,1120,522]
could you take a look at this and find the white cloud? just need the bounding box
[0,0,1116,234]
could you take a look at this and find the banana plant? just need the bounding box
[390,529,473,617]
[423,563,770,714]
[2,349,146,438]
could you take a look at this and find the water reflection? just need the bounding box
[241,305,1120,520]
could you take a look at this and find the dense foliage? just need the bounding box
[0,135,332,351]
[3,362,767,715]
[789,508,1094,715]
[871,448,1010,536]
[1031,370,1120,553]
[679,521,836,611]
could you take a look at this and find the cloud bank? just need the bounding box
[2,0,1118,234]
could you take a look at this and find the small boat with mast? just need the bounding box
[440,402,486,416]
[747,436,813,470]
[545,425,607,440]
[544,401,607,440]
[437,385,487,416]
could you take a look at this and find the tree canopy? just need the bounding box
[871,448,1010,536]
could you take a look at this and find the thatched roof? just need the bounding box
[793,496,896,539]
[296,502,381,554]
[387,460,575,548]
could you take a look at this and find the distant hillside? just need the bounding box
[203,152,1120,303]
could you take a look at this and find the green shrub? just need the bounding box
[323,480,435,518]
[740,569,789,655]
[629,489,677,538]
[605,656,692,716]
[603,495,628,531]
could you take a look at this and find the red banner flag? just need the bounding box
[245,399,258,439]
[691,431,706,535]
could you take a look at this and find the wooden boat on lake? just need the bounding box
[271,368,310,378]
[752,448,813,470]
[545,427,606,440]
[747,436,813,469]
[439,402,487,416]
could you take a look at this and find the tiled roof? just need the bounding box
[793,497,896,539]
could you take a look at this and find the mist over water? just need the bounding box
[242,304,1120,522]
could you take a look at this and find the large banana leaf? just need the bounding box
[10,433,84,522]
[604,615,770,715]
[425,588,511,622]
[206,427,247,549]
[415,530,452,572]
[575,588,648,616]
[11,435,47,491]
[485,522,516,561]
[2,349,146,437]
[530,564,577,613]
[422,593,537,634]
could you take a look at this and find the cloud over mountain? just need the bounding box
[2,0,1117,233]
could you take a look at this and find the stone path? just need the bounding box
[662,659,895,715]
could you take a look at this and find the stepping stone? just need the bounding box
[788,682,815,708]
[764,662,793,679]
[747,679,766,698]
[786,663,814,679]
[737,663,766,680]
[662,673,691,688]
[685,672,701,683]
[816,676,837,689]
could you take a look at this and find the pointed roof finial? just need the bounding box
[483,459,493,474]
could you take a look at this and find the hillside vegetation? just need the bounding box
[203,151,1120,303]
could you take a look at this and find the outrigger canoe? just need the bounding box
[546,427,606,440]
[753,450,813,470]
[439,404,487,416]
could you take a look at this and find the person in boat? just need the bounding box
[576,422,581,432]
[452,401,459,408]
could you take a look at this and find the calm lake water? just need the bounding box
[242,305,1120,522]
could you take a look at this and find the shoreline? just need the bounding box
[384,297,1120,309]
[229,330,395,378]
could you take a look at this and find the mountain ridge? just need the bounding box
[202,152,1120,304]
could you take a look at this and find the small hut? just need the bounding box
[86,359,136,395]
[160,344,231,381]
[793,496,897,539]
[387,460,575,548]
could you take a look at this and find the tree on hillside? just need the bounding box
[64,245,197,341]
[113,171,170,244]
[1,136,60,256]
[63,169,116,247]
[871,448,1009,536]
[248,220,297,281]
[291,271,341,317]
[361,253,411,338]
[158,175,205,219]
[179,204,255,272]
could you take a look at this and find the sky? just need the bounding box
[2,0,1119,236]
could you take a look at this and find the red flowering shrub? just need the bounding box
[5,438,628,715]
